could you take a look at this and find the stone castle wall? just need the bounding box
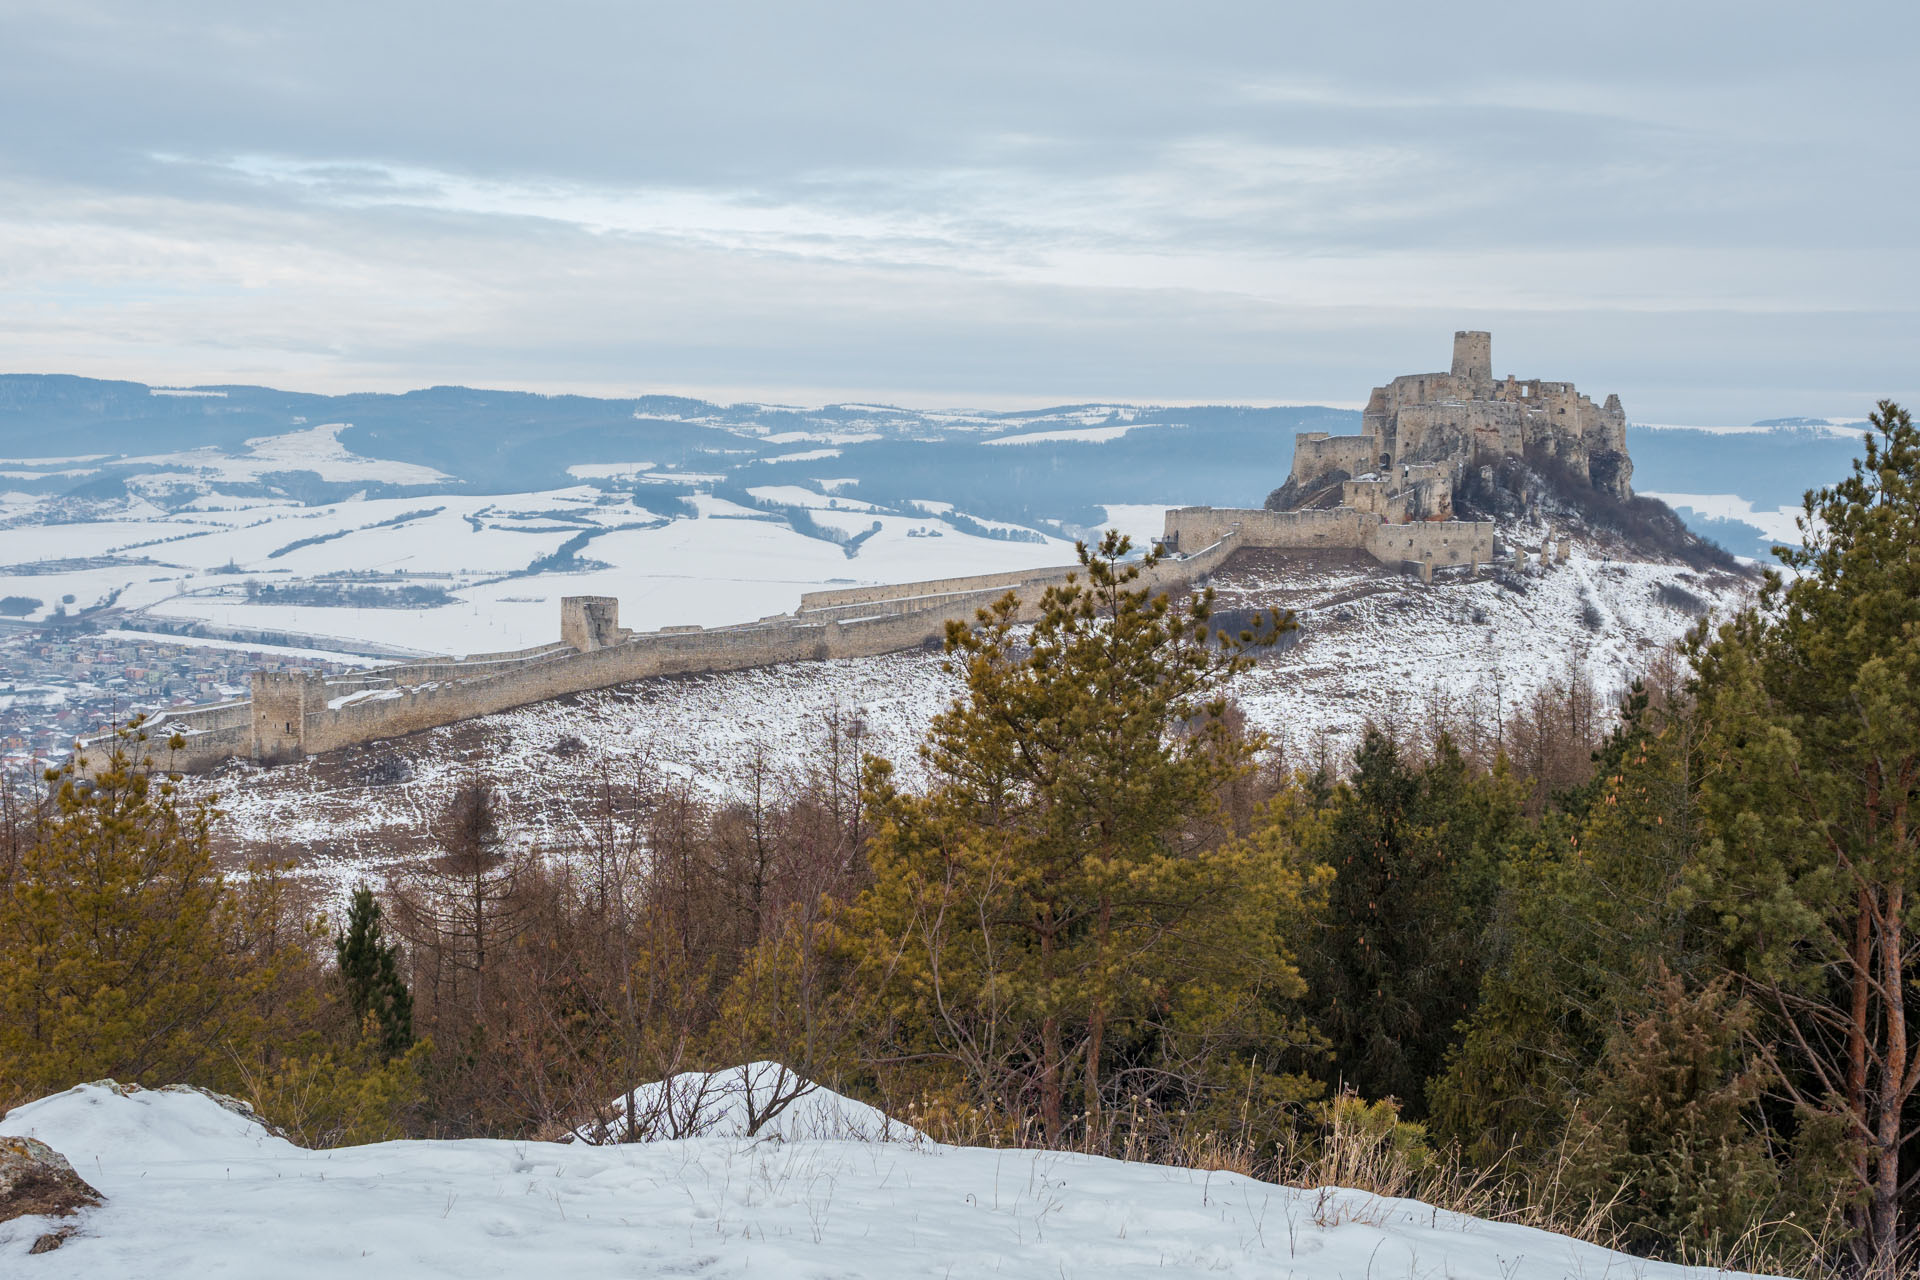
[1363,518,1493,568]
[108,531,1247,773]
[1290,432,1378,485]
[1164,505,1368,551]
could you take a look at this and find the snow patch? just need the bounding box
[569,1061,923,1145]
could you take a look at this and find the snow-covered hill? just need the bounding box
[1,1079,1769,1278]
[191,540,1751,904]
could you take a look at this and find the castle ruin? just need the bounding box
[90,330,1617,773]
[1281,329,1632,511]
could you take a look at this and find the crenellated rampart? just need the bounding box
[91,531,1249,774]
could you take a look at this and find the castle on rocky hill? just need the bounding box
[92,329,1626,773]
[1272,330,1633,516]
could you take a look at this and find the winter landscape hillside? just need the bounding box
[0,372,1846,767]
[191,543,1748,901]
[9,2,1917,1270]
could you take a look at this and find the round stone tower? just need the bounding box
[1451,330,1493,393]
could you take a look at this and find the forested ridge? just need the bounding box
[5,404,1919,1277]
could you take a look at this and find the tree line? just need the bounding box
[3,402,1918,1277]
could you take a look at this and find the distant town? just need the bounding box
[0,623,358,770]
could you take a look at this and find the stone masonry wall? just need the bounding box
[1164,506,1368,552]
[230,535,1239,766]
[1290,433,1378,485]
[1363,518,1494,568]
[73,522,1317,776]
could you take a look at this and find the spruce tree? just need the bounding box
[335,885,414,1060]
[1300,730,1517,1115]
[1430,685,1701,1157]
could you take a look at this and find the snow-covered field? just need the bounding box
[0,480,1078,656]
[1637,491,1806,546]
[1,1079,1766,1278]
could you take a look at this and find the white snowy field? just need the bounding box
[1637,491,1807,547]
[0,479,1082,656]
[0,1081,1768,1278]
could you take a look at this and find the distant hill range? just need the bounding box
[0,373,1874,559]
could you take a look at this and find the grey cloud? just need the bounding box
[0,0,1914,420]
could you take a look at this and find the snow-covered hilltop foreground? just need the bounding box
[2,1078,1769,1279]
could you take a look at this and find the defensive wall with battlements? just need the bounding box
[101,499,1490,775]
[97,528,1255,773]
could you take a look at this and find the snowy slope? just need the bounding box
[1,1081,1769,1278]
[190,539,1752,906]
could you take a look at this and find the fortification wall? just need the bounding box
[798,564,1082,612]
[1363,519,1494,568]
[69,529,1258,774]
[299,622,836,754]
[141,699,253,735]
[368,644,576,685]
[78,699,258,775]
[285,537,1245,760]
[1290,433,1376,484]
[1165,506,1369,552]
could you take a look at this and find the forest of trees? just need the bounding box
[2,403,1918,1277]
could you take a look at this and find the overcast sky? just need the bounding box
[3,1,1914,421]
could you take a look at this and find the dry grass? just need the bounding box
[911,1088,1849,1278]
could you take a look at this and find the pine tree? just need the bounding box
[1687,400,1920,1273]
[0,728,311,1101]
[335,886,414,1060]
[837,532,1317,1142]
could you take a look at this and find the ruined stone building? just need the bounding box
[1279,330,1633,516]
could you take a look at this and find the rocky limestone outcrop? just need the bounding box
[0,1134,103,1254]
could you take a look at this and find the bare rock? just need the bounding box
[1,1135,103,1252]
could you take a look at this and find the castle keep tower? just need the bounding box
[1451,330,1493,395]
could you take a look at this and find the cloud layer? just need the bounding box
[3,0,1914,419]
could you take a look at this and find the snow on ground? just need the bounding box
[745,484,881,511]
[122,423,452,487]
[190,542,1752,908]
[0,481,1080,653]
[1212,544,1745,764]
[0,1080,1766,1278]
[983,423,1141,445]
[566,462,657,479]
[570,1062,924,1144]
